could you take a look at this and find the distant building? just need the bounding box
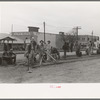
[11,26,57,48]
[28,26,39,32]
[11,26,99,50]
[0,33,24,51]
[78,35,99,48]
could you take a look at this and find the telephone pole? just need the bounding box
[11,24,13,35]
[43,22,45,42]
[73,26,81,43]
[91,30,93,54]
[76,26,81,43]
[74,26,81,55]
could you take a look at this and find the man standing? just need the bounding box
[70,42,74,52]
[38,40,46,64]
[27,37,37,65]
[46,40,51,61]
[62,42,68,58]
[88,41,92,55]
[76,43,82,57]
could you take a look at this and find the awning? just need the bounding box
[0,36,16,42]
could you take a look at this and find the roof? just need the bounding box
[0,36,16,41]
[0,33,24,44]
[28,26,39,29]
[0,33,10,39]
[12,31,100,37]
[12,36,24,44]
[78,35,99,37]
[12,31,57,35]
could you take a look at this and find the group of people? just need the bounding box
[86,39,100,55]
[62,42,74,52]
[85,41,93,55]
[24,37,60,66]
[2,49,16,65]
[62,38,100,58]
[62,40,96,58]
[62,41,74,58]
[1,43,16,65]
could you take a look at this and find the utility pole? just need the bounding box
[92,30,93,42]
[73,26,81,48]
[43,22,45,42]
[11,24,13,35]
[11,24,13,49]
[75,26,81,43]
[91,30,93,54]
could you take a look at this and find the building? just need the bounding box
[11,26,99,50]
[11,26,57,48]
[0,33,24,51]
[78,35,99,48]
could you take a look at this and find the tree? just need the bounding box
[60,32,77,43]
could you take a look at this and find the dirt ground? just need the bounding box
[0,53,100,83]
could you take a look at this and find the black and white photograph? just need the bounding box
[0,1,100,83]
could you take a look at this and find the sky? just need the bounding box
[0,1,100,36]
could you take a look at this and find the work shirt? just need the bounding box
[39,43,45,51]
[46,44,51,50]
[27,41,37,53]
[94,40,100,49]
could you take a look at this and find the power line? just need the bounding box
[46,24,73,29]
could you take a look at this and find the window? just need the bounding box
[82,38,85,41]
[20,33,23,35]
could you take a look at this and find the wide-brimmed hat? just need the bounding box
[47,40,51,43]
[40,40,44,43]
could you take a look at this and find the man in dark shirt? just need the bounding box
[70,42,74,52]
[2,50,9,64]
[27,37,37,65]
[76,43,82,57]
[62,42,68,58]
[8,49,16,64]
[51,47,60,59]
[28,37,37,53]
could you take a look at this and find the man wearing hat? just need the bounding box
[27,36,37,65]
[38,40,47,63]
[46,40,52,61]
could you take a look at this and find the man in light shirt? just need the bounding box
[46,40,51,61]
[94,39,100,49]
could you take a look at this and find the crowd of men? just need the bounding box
[24,37,60,66]
[62,39,100,58]
[1,36,100,66]
[25,36,99,66]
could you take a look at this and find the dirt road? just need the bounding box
[0,54,100,83]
